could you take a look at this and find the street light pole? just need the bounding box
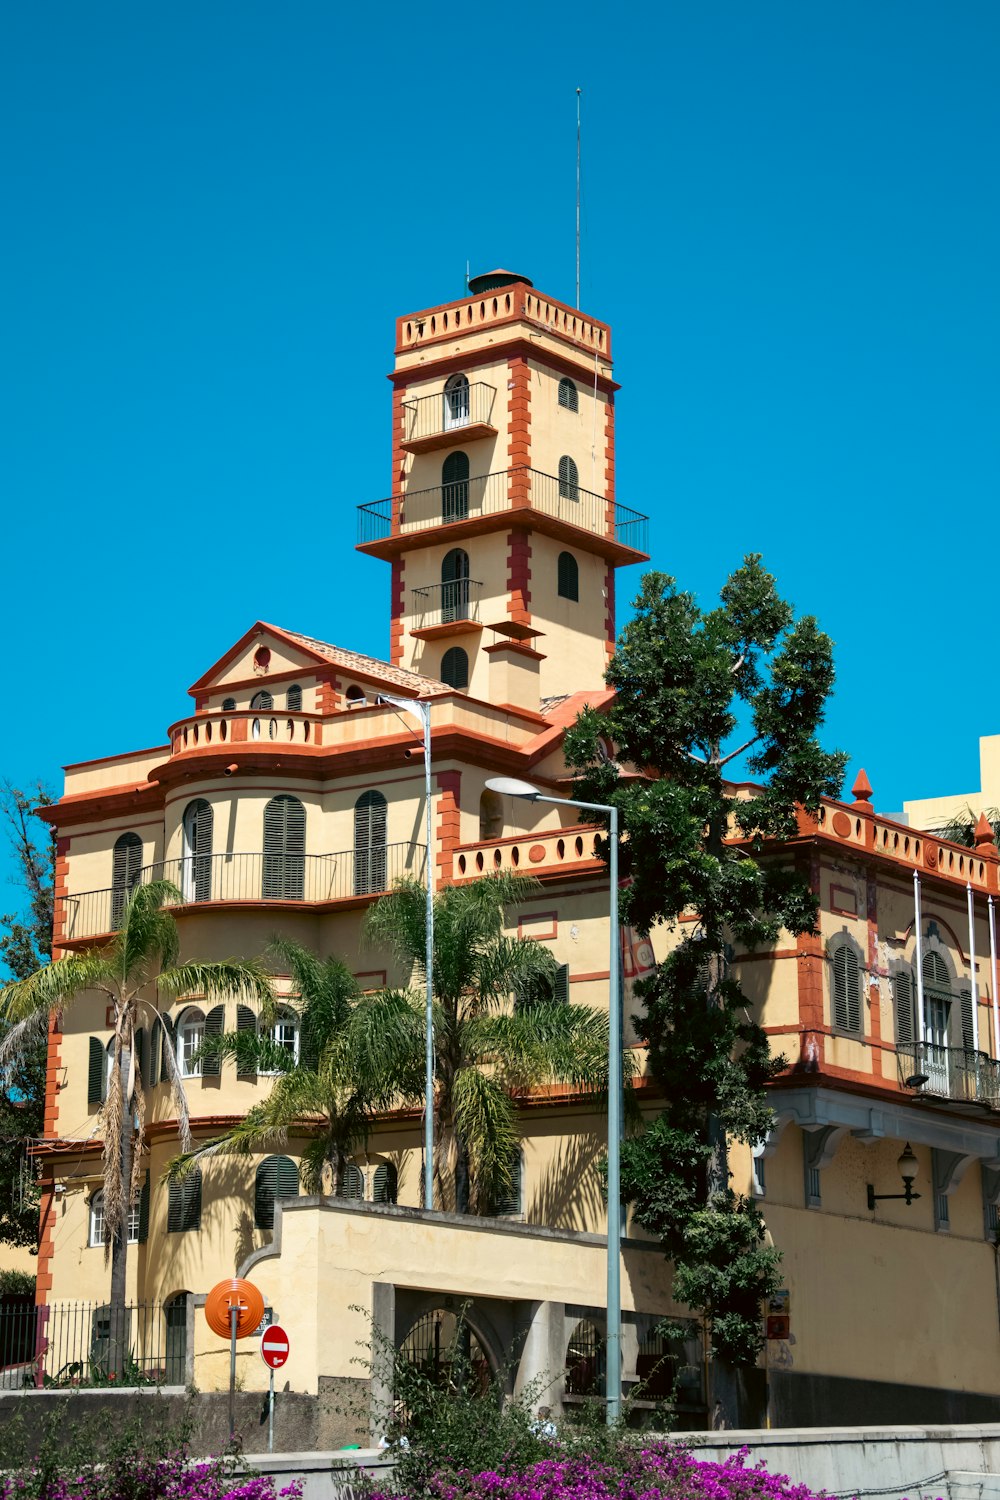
[378,694,435,1214]
[485,776,622,1423]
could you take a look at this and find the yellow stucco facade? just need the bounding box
[27,272,1000,1428]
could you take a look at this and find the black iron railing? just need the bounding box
[56,843,427,941]
[356,467,649,554]
[402,382,498,445]
[411,579,483,630]
[896,1040,1000,1107]
[0,1300,187,1389]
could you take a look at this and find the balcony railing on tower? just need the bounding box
[401,382,498,452]
[411,579,483,631]
[357,466,648,556]
[55,844,427,943]
[896,1040,1000,1109]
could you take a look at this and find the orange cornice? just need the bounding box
[187,620,330,696]
[390,338,620,396]
[62,744,171,774]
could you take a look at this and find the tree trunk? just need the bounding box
[108,1098,131,1379]
[454,1135,471,1215]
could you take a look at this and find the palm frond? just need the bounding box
[344,989,425,1105]
[450,1067,519,1210]
[112,881,182,980]
[0,1007,53,1073]
[363,879,428,967]
[462,1013,551,1091]
[0,954,115,1034]
[158,958,275,1011]
[195,1028,298,1076]
[154,1009,193,1152]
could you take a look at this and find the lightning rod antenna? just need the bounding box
[576,88,582,308]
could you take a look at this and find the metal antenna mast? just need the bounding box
[576,87,582,308]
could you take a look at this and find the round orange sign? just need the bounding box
[204,1278,266,1339]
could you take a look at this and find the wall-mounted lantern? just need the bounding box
[867,1143,921,1211]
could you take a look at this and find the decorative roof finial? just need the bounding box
[974,812,997,852]
[851,769,874,811]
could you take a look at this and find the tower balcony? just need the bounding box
[401,383,498,454]
[357,466,649,566]
[410,579,484,639]
[54,844,428,944]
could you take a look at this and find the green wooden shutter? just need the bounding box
[255,1158,276,1229]
[88,1037,104,1108]
[236,1005,257,1081]
[134,1028,147,1085]
[558,378,578,412]
[251,691,274,711]
[167,1179,182,1233]
[343,1162,364,1200]
[558,454,579,500]
[441,647,469,690]
[263,796,306,899]
[287,684,302,712]
[170,1169,202,1232]
[111,833,143,927]
[554,964,570,1005]
[442,450,470,521]
[373,1163,398,1204]
[137,1171,150,1243]
[924,952,950,991]
[486,1152,522,1217]
[557,552,579,602]
[183,800,213,902]
[894,972,915,1048]
[833,947,860,1032]
[961,989,975,1052]
[157,1014,176,1084]
[276,1155,299,1203]
[201,1006,225,1078]
[354,792,388,896]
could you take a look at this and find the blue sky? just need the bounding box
[2,2,998,932]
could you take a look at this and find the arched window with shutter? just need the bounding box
[177,1008,206,1079]
[485,1149,523,1218]
[831,943,861,1034]
[167,1169,202,1233]
[251,691,273,711]
[343,1162,364,1200]
[222,697,236,711]
[894,970,916,1049]
[922,949,954,1092]
[443,373,470,430]
[262,795,306,900]
[286,684,303,712]
[236,1004,258,1081]
[373,1162,398,1204]
[558,455,579,501]
[961,988,975,1053]
[88,1037,112,1109]
[200,1005,225,1079]
[557,552,579,602]
[354,791,388,896]
[254,1155,299,1230]
[441,647,469,691]
[111,832,143,928]
[558,377,578,412]
[441,549,470,623]
[442,451,470,521]
[181,799,213,903]
[164,1293,189,1383]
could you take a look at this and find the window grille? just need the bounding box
[441,549,471,622]
[442,451,470,521]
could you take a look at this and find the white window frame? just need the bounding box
[89,1189,139,1248]
[271,1007,300,1065]
[177,1008,206,1079]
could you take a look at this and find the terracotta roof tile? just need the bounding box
[273,625,452,697]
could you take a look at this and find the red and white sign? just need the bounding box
[260,1324,290,1370]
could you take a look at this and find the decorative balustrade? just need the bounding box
[401,382,497,450]
[397,285,610,358]
[55,844,427,942]
[896,1040,1000,1109]
[357,466,648,555]
[411,579,483,631]
[169,710,322,756]
[453,824,603,880]
[814,802,998,894]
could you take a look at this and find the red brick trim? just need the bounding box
[390,558,405,667]
[507,355,531,513]
[604,562,616,660]
[506,528,531,627]
[865,870,883,1076]
[435,770,462,887]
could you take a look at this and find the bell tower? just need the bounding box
[356,270,649,710]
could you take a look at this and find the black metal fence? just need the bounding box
[896,1040,1000,1107]
[0,1300,187,1389]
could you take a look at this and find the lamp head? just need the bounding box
[897,1142,919,1185]
[485,776,541,801]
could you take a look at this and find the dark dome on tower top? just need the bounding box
[467,268,534,295]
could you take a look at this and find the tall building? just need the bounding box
[26,273,1000,1430]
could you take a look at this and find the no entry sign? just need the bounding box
[260,1324,290,1370]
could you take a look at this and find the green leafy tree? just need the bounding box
[166,937,421,1195]
[0,880,274,1365]
[366,873,623,1214]
[565,557,846,1402]
[0,782,56,1250]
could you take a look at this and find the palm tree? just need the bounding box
[166,937,421,1196]
[939,805,1000,848]
[365,872,623,1215]
[0,880,274,1367]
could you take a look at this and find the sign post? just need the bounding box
[259,1324,290,1455]
[204,1279,266,1444]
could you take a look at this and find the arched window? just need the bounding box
[345,684,367,707]
[164,1293,190,1384]
[441,548,471,623]
[831,944,861,1034]
[373,1162,398,1204]
[479,789,503,841]
[251,691,273,711]
[484,1149,523,1217]
[268,1006,300,1068]
[922,950,954,1090]
[442,451,470,522]
[177,1008,206,1078]
[167,1169,202,1233]
[565,1318,604,1396]
[557,551,579,602]
[111,832,143,928]
[441,647,469,690]
[443,373,470,430]
[222,698,236,711]
[286,684,303,712]
[181,799,213,903]
[558,377,578,412]
[254,1155,299,1230]
[558,455,579,501]
[343,1161,364,1199]
[354,790,388,896]
[262,795,306,900]
[89,1188,140,1248]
